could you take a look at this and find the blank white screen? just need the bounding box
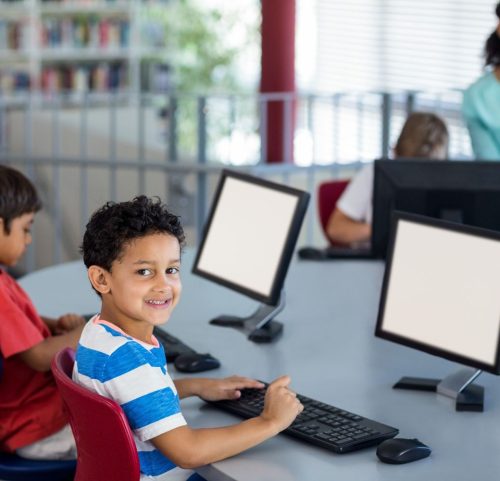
[381,219,500,366]
[196,177,299,297]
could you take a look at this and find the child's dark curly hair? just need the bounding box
[81,195,185,271]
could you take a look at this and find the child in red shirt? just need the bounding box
[0,165,85,459]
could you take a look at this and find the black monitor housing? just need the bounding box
[372,159,500,258]
[192,170,310,342]
[376,212,500,411]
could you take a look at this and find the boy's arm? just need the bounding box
[326,208,371,246]
[152,376,303,469]
[174,376,264,400]
[14,324,85,372]
[42,313,86,335]
[42,316,59,333]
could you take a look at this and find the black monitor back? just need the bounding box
[372,159,500,258]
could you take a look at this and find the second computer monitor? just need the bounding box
[372,159,500,258]
[192,170,310,342]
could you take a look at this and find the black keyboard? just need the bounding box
[153,327,197,362]
[209,383,398,453]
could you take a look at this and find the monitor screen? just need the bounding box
[376,212,500,375]
[192,170,310,306]
[372,159,500,258]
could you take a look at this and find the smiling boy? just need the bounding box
[75,196,303,481]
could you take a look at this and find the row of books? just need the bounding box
[41,17,130,49]
[39,0,134,3]
[0,21,28,51]
[0,0,128,3]
[0,70,31,91]
[40,62,127,92]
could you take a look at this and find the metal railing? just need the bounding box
[0,89,471,165]
[0,89,472,271]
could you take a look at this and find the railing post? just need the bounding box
[307,94,315,164]
[406,91,416,116]
[357,93,364,159]
[24,92,35,272]
[381,92,392,159]
[168,94,178,163]
[109,90,118,202]
[52,95,62,265]
[0,91,5,156]
[259,95,268,164]
[283,93,293,163]
[138,90,146,194]
[332,93,340,162]
[196,96,208,242]
[80,91,89,235]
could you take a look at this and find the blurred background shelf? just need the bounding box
[0,0,170,95]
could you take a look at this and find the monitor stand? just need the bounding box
[393,367,484,412]
[209,291,285,343]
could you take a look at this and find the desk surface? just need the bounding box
[20,253,500,481]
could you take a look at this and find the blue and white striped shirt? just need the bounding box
[73,317,191,480]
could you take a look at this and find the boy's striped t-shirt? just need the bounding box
[73,317,192,480]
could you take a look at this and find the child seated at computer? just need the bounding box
[0,165,85,459]
[75,195,303,480]
[326,112,449,246]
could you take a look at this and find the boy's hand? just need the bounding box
[195,376,265,402]
[54,313,86,334]
[260,375,303,433]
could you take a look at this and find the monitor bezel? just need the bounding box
[375,210,500,376]
[192,169,310,306]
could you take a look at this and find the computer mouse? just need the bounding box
[297,247,327,260]
[376,438,431,464]
[174,353,221,373]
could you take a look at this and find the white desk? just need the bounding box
[20,252,500,481]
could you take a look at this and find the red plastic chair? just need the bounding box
[51,349,140,481]
[317,180,349,244]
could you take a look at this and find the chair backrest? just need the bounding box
[318,180,349,243]
[51,349,140,481]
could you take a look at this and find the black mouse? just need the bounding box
[298,247,327,260]
[376,438,431,464]
[174,353,221,373]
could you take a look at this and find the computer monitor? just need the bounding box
[192,169,310,342]
[372,159,500,258]
[375,211,500,411]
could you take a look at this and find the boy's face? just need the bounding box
[0,212,34,266]
[95,233,182,337]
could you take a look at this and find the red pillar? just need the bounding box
[260,0,296,163]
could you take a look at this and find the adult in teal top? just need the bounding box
[462,3,500,160]
[463,72,500,160]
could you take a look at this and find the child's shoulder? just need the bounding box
[78,318,163,365]
[80,318,139,354]
[0,269,25,298]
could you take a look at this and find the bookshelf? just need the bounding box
[0,0,168,94]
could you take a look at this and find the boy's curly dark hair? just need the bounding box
[0,165,42,233]
[81,195,185,271]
